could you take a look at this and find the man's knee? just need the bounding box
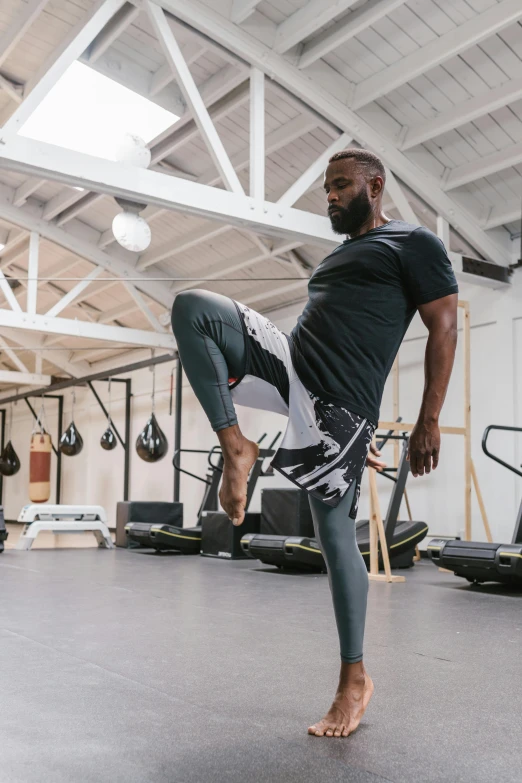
[171,289,209,333]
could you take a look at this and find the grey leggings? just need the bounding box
[172,289,368,664]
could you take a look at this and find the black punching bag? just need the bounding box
[59,391,84,456]
[136,360,168,462]
[100,426,117,451]
[0,440,21,476]
[136,413,168,462]
[59,421,84,456]
[100,379,117,451]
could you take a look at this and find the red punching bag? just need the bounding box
[29,432,52,503]
[29,406,52,503]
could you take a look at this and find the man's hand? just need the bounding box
[408,420,440,477]
[366,442,387,472]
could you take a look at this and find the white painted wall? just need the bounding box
[2,273,522,549]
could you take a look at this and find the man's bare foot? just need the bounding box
[308,661,374,738]
[217,425,259,526]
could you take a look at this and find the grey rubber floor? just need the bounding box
[1,548,522,783]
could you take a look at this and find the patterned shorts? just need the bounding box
[230,302,375,517]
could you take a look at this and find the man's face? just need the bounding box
[324,158,376,236]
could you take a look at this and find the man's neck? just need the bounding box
[346,210,390,239]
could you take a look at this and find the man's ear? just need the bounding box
[371,176,384,197]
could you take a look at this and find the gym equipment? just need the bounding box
[0,405,20,476]
[16,504,113,551]
[125,441,225,552]
[29,430,52,503]
[100,378,118,450]
[428,425,522,585]
[135,413,168,462]
[0,440,20,476]
[117,501,183,547]
[136,359,168,462]
[59,392,84,457]
[0,506,7,553]
[201,511,261,559]
[59,421,84,456]
[260,488,314,537]
[100,426,117,450]
[125,432,281,554]
[241,434,428,571]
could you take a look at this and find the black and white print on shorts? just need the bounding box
[230,302,375,515]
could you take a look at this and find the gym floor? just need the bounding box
[1,549,521,783]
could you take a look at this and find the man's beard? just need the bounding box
[328,188,373,236]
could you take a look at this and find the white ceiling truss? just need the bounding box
[0,0,519,387]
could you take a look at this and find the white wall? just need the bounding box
[2,275,522,547]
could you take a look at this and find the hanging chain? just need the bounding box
[33,395,48,435]
[8,402,13,441]
[108,378,112,427]
[72,388,76,421]
[151,350,156,414]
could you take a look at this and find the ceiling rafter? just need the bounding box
[0,0,51,71]
[401,77,522,151]
[273,0,359,55]
[352,0,522,110]
[152,0,511,266]
[0,183,174,309]
[0,136,339,248]
[298,0,407,69]
[231,0,263,25]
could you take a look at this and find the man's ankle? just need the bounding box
[217,425,247,458]
[339,661,366,686]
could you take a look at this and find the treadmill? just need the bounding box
[428,425,522,585]
[126,433,281,553]
[241,432,428,571]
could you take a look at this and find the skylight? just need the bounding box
[20,61,179,160]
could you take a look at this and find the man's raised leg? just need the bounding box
[171,289,259,526]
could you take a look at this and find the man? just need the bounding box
[171,148,458,738]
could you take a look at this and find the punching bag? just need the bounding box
[0,440,21,476]
[59,390,83,456]
[100,380,117,451]
[29,431,52,503]
[136,413,168,462]
[59,421,84,456]
[100,426,117,451]
[136,359,168,463]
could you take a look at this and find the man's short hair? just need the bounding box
[328,147,386,184]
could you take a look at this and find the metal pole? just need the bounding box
[56,395,63,504]
[174,357,182,502]
[0,353,175,405]
[124,380,131,502]
[0,409,5,505]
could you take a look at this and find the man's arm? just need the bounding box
[408,293,458,477]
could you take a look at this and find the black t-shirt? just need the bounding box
[289,220,458,425]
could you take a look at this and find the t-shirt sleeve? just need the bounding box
[399,226,459,306]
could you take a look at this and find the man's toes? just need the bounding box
[341,726,350,737]
[325,728,334,737]
[333,727,342,738]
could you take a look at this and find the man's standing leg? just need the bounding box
[307,484,374,737]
